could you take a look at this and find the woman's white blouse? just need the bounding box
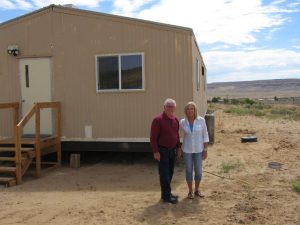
[180,117,209,153]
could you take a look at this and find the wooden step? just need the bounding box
[0,147,35,152]
[0,177,16,187]
[0,166,16,173]
[0,157,15,161]
[0,136,57,145]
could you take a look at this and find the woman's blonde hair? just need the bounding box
[184,101,198,119]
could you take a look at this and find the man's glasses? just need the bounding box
[166,105,175,108]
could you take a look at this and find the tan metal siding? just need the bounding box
[0,8,205,140]
[191,37,208,116]
[0,12,52,137]
[51,11,193,138]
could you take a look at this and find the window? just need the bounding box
[96,53,144,91]
[196,58,200,91]
[202,65,206,90]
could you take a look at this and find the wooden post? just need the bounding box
[13,103,19,138]
[205,113,215,144]
[15,126,22,184]
[70,154,80,168]
[56,103,61,166]
[35,105,41,178]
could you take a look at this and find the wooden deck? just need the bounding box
[0,136,57,145]
[0,102,61,186]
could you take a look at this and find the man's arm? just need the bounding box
[150,118,160,161]
[175,118,181,149]
[176,118,182,159]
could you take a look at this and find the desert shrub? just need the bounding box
[221,160,242,173]
[241,98,256,105]
[253,103,264,110]
[212,97,221,103]
[244,104,251,109]
[224,107,248,115]
[224,102,299,120]
[254,110,265,117]
[230,99,240,105]
[271,107,296,115]
[292,181,300,193]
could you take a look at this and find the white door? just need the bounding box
[19,58,53,135]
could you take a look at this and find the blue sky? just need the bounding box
[1,0,300,83]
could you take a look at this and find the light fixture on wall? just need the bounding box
[7,45,19,56]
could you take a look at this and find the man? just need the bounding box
[150,98,182,204]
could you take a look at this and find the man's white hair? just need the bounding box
[163,98,176,107]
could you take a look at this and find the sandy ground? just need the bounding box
[0,108,299,225]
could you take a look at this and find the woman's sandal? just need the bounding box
[194,190,205,198]
[187,192,194,199]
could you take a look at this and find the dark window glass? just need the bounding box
[98,56,119,90]
[25,65,29,88]
[121,55,143,89]
[202,66,205,76]
[196,59,200,91]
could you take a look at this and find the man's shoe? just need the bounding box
[163,196,178,204]
[161,193,178,199]
[171,193,178,199]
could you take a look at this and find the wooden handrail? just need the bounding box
[36,102,60,109]
[15,102,61,184]
[0,102,19,109]
[17,104,37,128]
[0,102,19,138]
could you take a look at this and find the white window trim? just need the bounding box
[95,52,145,93]
[196,58,200,91]
[202,65,206,90]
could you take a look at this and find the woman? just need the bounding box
[179,102,209,199]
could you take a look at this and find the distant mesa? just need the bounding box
[207,79,300,99]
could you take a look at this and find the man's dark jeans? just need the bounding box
[158,147,176,200]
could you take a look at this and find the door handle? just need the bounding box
[22,100,26,103]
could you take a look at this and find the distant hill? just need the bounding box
[207,79,300,99]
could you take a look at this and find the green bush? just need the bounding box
[224,101,300,121]
[253,103,264,110]
[292,181,300,193]
[212,97,221,103]
[241,98,256,105]
[221,160,242,173]
[230,99,240,105]
[254,110,265,117]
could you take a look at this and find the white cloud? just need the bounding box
[15,0,32,9]
[31,0,103,8]
[0,0,32,9]
[204,49,300,82]
[2,1,298,46]
[112,0,299,45]
[0,0,14,9]
[292,45,300,50]
[112,0,154,14]
[0,0,105,9]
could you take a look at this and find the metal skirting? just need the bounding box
[61,141,152,152]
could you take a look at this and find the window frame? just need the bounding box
[95,52,145,93]
[196,58,200,91]
[202,65,207,90]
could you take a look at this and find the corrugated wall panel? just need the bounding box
[1,7,204,140]
[191,37,207,116]
[0,11,53,137]
[51,11,193,139]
